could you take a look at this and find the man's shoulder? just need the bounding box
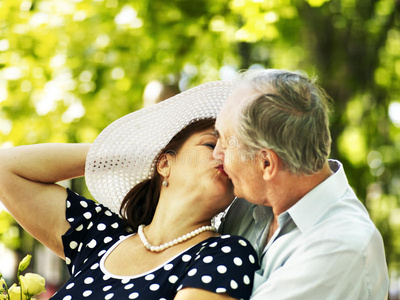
[219,198,268,235]
[303,187,382,254]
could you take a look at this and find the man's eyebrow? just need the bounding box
[213,129,220,138]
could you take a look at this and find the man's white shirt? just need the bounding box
[220,160,389,299]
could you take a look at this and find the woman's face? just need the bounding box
[167,127,235,214]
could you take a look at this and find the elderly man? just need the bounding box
[213,69,389,299]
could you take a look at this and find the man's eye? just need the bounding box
[204,143,216,149]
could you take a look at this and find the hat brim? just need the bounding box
[85,80,234,214]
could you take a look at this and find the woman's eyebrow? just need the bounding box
[200,132,217,138]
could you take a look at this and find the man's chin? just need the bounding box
[233,187,244,199]
[228,176,244,198]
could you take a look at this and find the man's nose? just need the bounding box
[213,139,224,161]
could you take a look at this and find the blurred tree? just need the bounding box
[0,0,399,276]
[226,0,400,269]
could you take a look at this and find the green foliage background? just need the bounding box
[1,0,399,273]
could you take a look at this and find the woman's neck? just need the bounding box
[143,193,216,246]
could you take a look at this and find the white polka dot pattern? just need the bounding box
[217,265,227,274]
[216,287,227,293]
[149,283,160,291]
[69,241,78,250]
[56,189,259,300]
[103,285,112,292]
[104,237,113,244]
[124,283,134,290]
[144,274,155,281]
[129,292,139,299]
[97,223,106,231]
[203,256,213,263]
[84,277,94,284]
[230,279,238,289]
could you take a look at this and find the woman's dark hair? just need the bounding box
[120,118,215,231]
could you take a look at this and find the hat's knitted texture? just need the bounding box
[85,81,234,214]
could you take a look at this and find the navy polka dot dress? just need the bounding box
[51,189,259,300]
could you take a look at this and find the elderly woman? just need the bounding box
[0,81,259,300]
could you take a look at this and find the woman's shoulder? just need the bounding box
[193,234,258,266]
[62,189,131,275]
[206,234,255,250]
[63,188,131,242]
[65,189,125,225]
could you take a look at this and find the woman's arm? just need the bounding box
[0,143,90,258]
[175,288,237,300]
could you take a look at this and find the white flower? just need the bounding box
[8,284,27,300]
[19,273,46,297]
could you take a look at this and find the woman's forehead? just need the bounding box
[188,127,216,141]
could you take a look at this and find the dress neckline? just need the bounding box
[100,234,216,280]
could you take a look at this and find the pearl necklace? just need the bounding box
[138,224,217,253]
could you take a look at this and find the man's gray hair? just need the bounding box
[236,69,332,175]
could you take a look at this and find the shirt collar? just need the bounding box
[286,159,349,234]
[252,204,272,223]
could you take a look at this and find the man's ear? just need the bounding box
[259,149,279,180]
[157,153,172,178]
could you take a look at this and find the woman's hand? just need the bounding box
[0,143,90,258]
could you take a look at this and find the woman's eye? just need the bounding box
[204,143,216,149]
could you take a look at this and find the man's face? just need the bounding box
[213,85,265,203]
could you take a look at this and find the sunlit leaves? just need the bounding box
[338,126,367,166]
[0,0,399,272]
[0,211,22,250]
[306,0,330,7]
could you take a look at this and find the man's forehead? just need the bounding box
[216,84,258,134]
[216,100,235,135]
[214,113,230,138]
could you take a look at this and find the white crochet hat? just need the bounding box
[85,80,234,214]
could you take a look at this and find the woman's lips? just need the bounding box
[216,164,229,177]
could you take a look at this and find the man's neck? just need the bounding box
[269,162,334,217]
[266,217,279,243]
